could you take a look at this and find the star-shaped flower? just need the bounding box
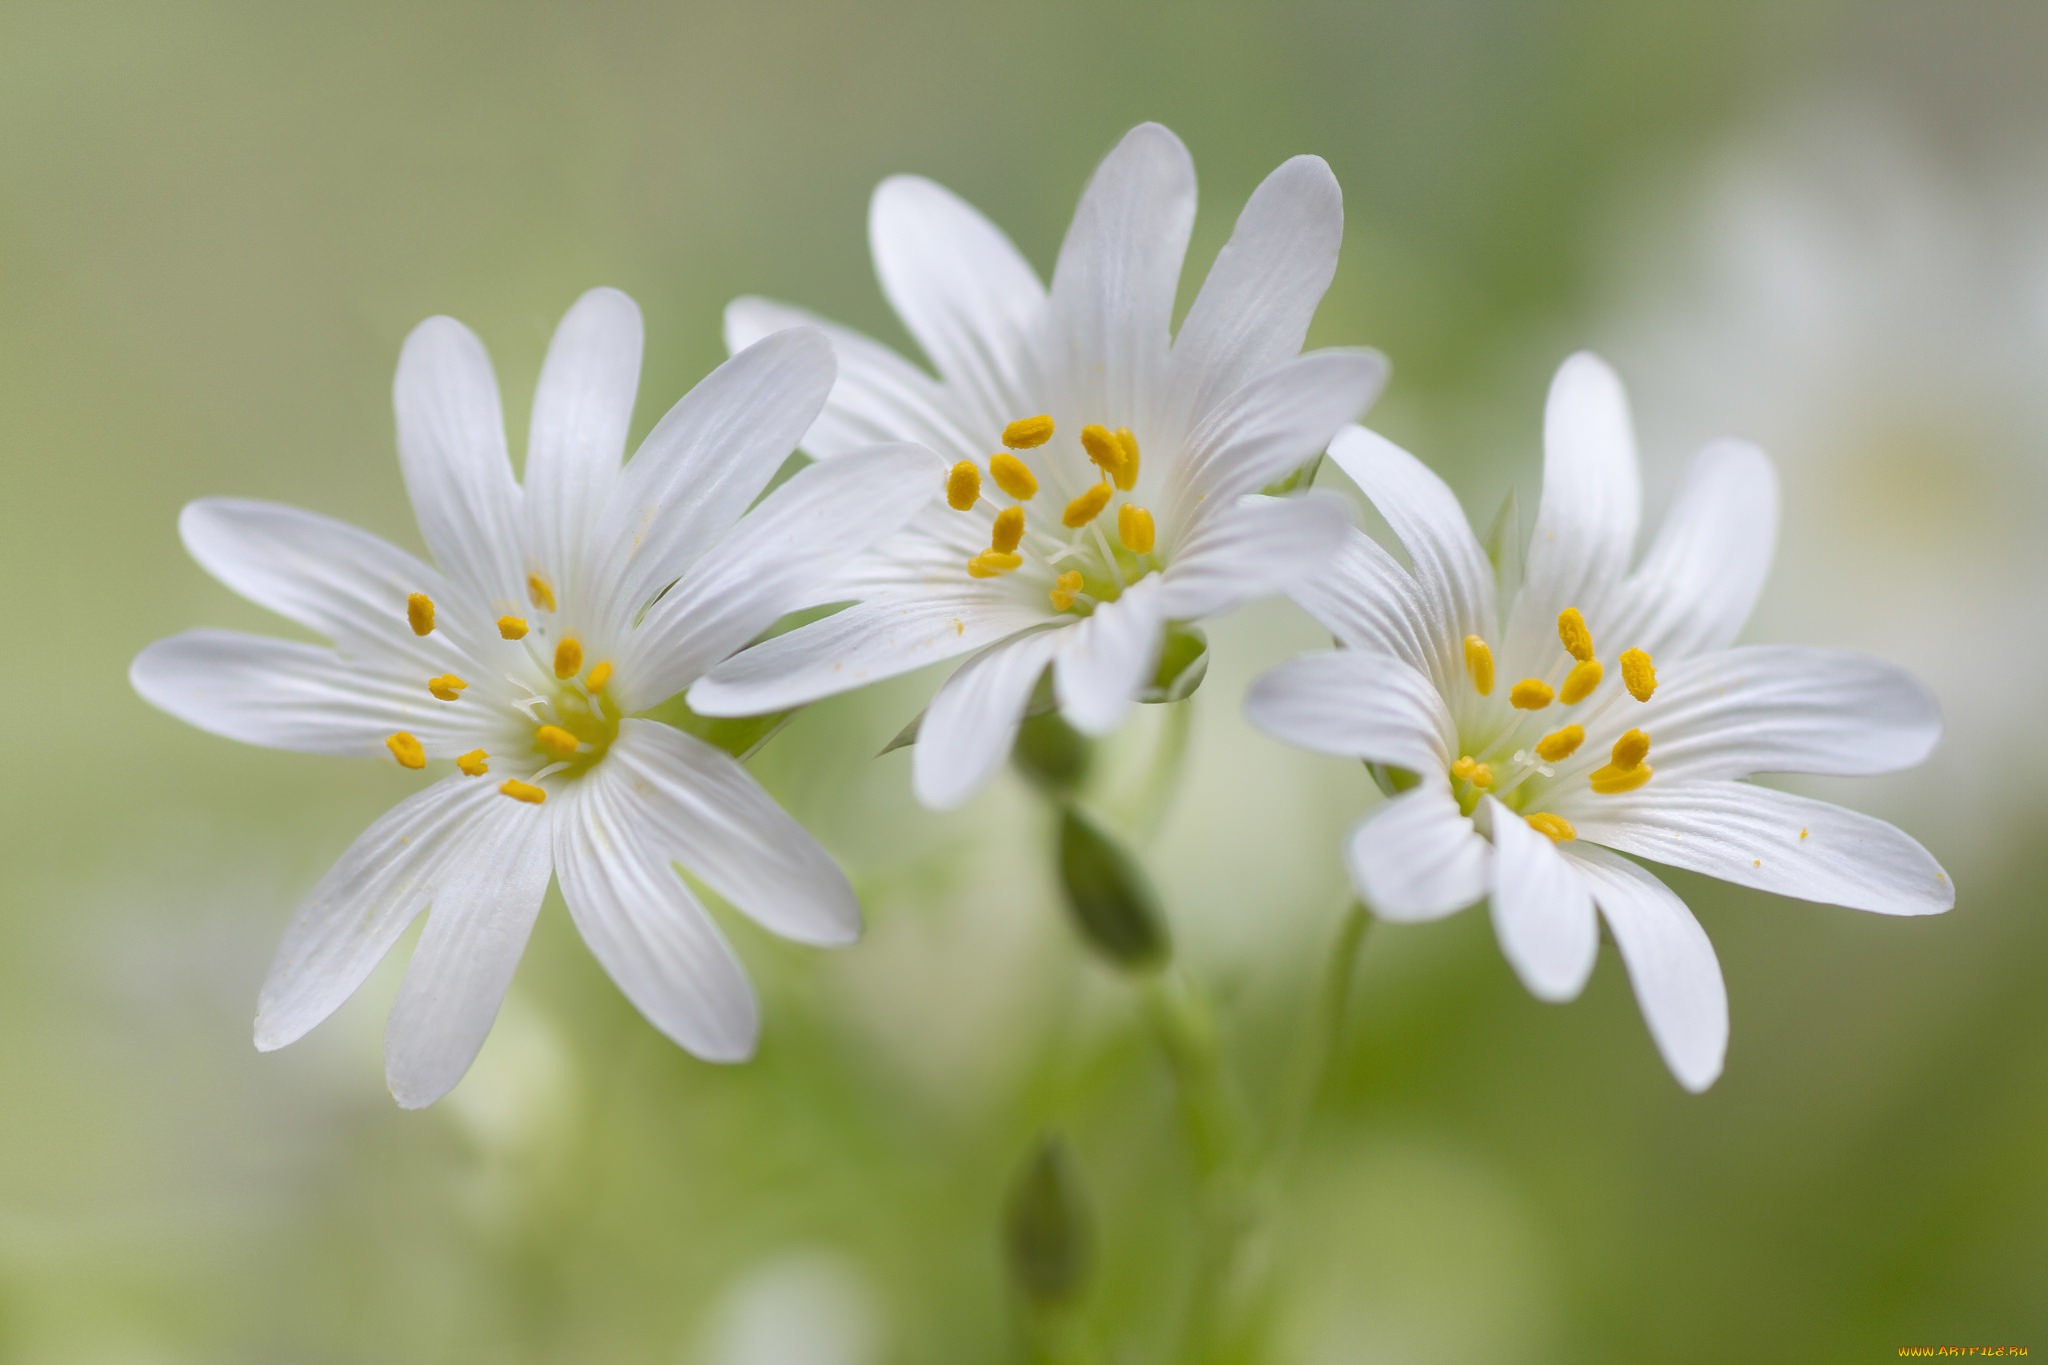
[131,289,937,1106]
[690,124,1386,807]
[1247,352,1953,1089]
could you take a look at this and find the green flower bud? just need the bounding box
[1055,804,1170,970]
[1004,1134,1093,1307]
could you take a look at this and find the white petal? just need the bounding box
[1158,493,1351,622]
[913,628,1066,811]
[1501,352,1641,675]
[131,629,481,756]
[1634,645,1941,781]
[1324,424,1496,687]
[1286,525,1438,676]
[382,796,553,1108]
[176,499,491,662]
[621,442,943,708]
[725,297,981,460]
[553,772,759,1062]
[1569,781,1953,916]
[1046,123,1196,423]
[870,174,1046,430]
[392,316,527,606]
[255,775,500,1052]
[1170,154,1344,418]
[1053,576,1164,737]
[525,287,642,606]
[1485,797,1598,1003]
[1565,844,1728,1092]
[690,594,1046,717]
[606,720,860,946]
[1243,650,1453,775]
[1343,783,1491,922]
[1606,439,1778,659]
[587,327,838,634]
[1167,351,1387,532]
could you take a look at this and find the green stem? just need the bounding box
[1268,901,1372,1173]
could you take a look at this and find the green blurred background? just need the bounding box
[4,1,2044,1360]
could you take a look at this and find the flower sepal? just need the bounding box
[1139,625,1209,705]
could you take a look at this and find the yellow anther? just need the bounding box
[527,573,556,612]
[427,673,468,701]
[1609,727,1651,769]
[554,637,582,680]
[1464,636,1495,696]
[1080,424,1125,478]
[500,778,546,805]
[1509,678,1555,710]
[1050,570,1084,610]
[1117,502,1156,554]
[1450,755,1478,782]
[990,452,1039,500]
[406,593,435,637]
[497,615,529,640]
[535,724,580,758]
[585,660,613,693]
[946,460,981,511]
[1799,827,1809,840]
[1535,725,1585,762]
[385,732,425,770]
[1112,428,1141,491]
[457,749,489,777]
[1557,608,1595,663]
[1002,414,1055,449]
[1062,482,1113,528]
[1620,647,1657,702]
[1590,761,1654,795]
[1525,812,1578,844]
[1559,658,1604,706]
[1468,762,1494,789]
[967,550,1023,578]
[991,505,1025,554]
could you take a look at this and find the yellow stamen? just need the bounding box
[497,615,529,640]
[1464,636,1495,696]
[535,724,580,759]
[427,673,468,701]
[1002,414,1055,449]
[1050,570,1084,610]
[1450,755,1478,782]
[457,749,489,777]
[1525,812,1578,844]
[966,550,1024,578]
[527,573,556,612]
[585,660,613,693]
[385,732,425,770]
[1799,827,1809,840]
[554,637,582,680]
[1590,762,1654,795]
[500,778,546,804]
[1080,424,1126,481]
[406,593,435,637]
[1559,658,1604,706]
[990,452,1039,500]
[1117,503,1156,554]
[1111,428,1141,491]
[1620,647,1657,702]
[1557,608,1595,663]
[1609,728,1651,770]
[1535,725,1585,762]
[946,460,981,511]
[1062,482,1113,528]
[990,505,1025,554]
[1468,762,1494,789]
[1509,678,1555,710]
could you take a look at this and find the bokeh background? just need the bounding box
[4,1,2045,1360]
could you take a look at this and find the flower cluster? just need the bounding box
[131,123,1950,1104]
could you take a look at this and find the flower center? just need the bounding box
[381,584,620,805]
[1449,606,1662,839]
[942,414,1159,615]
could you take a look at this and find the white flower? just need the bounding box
[130,288,938,1107]
[689,123,1387,808]
[1245,353,1953,1091]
